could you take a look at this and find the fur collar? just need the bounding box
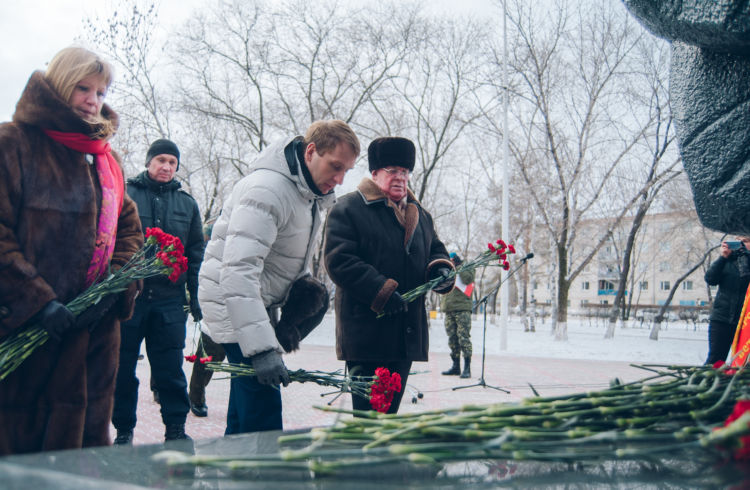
[357,178,420,249]
[356,177,418,204]
[12,71,118,138]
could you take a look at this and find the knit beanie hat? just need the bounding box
[146,138,180,171]
[368,137,415,172]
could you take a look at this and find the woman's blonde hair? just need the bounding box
[45,46,115,137]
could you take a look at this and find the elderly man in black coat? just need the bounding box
[324,137,454,414]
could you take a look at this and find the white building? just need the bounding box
[526,212,726,316]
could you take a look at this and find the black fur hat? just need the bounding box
[146,138,180,171]
[368,137,415,172]
[275,275,329,353]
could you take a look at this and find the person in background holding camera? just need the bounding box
[324,136,454,414]
[441,252,475,379]
[704,237,750,365]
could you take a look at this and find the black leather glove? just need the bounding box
[33,300,76,342]
[250,350,290,386]
[189,294,203,322]
[430,266,454,293]
[75,294,118,331]
[382,291,408,316]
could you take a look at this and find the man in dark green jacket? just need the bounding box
[441,253,475,378]
[112,139,205,444]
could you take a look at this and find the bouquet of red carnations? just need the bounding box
[0,227,187,380]
[206,362,402,413]
[397,239,517,306]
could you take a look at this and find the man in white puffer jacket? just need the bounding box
[198,120,359,434]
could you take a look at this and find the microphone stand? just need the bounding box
[453,256,532,392]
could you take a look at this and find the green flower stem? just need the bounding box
[154,364,750,476]
[0,243,174,380]
[691,364,746,419]
[700,412,750,447]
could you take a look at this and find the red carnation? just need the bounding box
[719,400,750,460]
[713,360,737,375]
[369,367,402,413]
[199,356,213,364]
[496,239,506,249]
[501,260,510,270]
[508,244,516,254]
[488,243,496,253]
[185,355,198,362]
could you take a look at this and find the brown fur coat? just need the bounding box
[0,72,143,455]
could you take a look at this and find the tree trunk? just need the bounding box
[555,274,569,341]
[649,320,661,340]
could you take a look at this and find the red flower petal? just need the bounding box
[508,244,516,254]
[184,355,198,362]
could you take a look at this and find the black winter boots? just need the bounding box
[114,429,133,445]
[460,357,471,379]
[441,356,461,375]
[165,424,191,442]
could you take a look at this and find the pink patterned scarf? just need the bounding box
[43,129,124,286]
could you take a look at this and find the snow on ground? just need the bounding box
[302,312,710,366]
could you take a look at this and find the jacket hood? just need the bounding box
[127,170,182,192]
[13,71,119,137]
[251,138,337,210]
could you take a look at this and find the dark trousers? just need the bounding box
[112,297,190,430]
[222,343,282,434]
[189,332,226,406]
[705,320,738,365]
[346,360,411,414]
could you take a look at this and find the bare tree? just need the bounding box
[497,0,666,340]
[390,17,490,206]
[603,36,682,338]
[176,0,272,155]
[82,1,173,173]
[267,0,416,135]
[649,245,718,340]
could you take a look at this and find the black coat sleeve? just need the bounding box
[705,257,727,286]
[324,200,392,308]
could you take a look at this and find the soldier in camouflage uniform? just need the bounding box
[441,253,475,378]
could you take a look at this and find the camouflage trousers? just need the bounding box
[444,311,472,358]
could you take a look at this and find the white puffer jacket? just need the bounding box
[198,138,336,357]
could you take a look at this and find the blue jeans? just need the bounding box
[222,343,282,434]
[112,297,190,430]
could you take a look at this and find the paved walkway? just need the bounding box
[110,314,649,445]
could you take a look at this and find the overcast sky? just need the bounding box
[0,0,498,122]
[0,0,201,121]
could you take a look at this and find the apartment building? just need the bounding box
[526,212,726,314]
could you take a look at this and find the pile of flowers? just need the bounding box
[0,227,187,380]
[154,362,750,477]
[206,362,401,413]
